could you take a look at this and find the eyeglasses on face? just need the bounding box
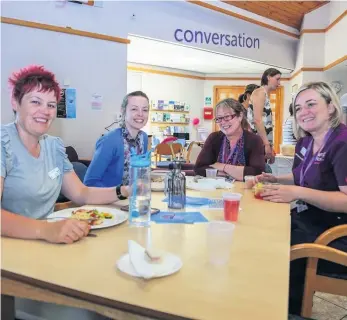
[214,114,237,123]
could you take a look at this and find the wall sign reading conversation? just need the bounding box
[174,29,260,49]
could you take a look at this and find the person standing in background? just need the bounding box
[247,68,281,164]
[238,84,260,110]
[238,84,260,132]
[282,103,297,145]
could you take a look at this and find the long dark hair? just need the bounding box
[215,98,249,130]
[261,68,281,86]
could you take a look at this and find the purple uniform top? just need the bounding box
[292,124,347,227]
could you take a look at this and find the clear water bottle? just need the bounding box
[165,160,186,209]
[129,150,152,227]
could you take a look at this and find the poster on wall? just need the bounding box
[91,93,103,110]
[205,97,212,106]
[57,88,76,119]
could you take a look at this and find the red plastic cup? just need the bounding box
[222,193,242,222]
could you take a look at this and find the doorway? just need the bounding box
[213,86,284,154]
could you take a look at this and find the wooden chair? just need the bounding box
[290,224,347,318]
[154,143,183,166]
[186,141,203,164]
[54,201,75,211]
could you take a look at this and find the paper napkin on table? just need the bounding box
[127,240,182,279]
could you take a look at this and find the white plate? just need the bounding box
[186,177,234,191]
[117,252,182,278]
[47,206,128,230]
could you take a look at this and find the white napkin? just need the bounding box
[126,240,182,279]
[128,240,155,279]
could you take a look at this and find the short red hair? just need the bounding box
[8,65,61,104]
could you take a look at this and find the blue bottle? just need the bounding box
[129,150,152,227]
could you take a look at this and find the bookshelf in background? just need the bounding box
[150,99,191,137]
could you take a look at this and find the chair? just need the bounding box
[186,141,203,164]
[55,162,88,209]
[290,224,347,318]
[65,146,91,167]
[154,143,183,167]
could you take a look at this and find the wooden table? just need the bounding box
[1,182,291,320]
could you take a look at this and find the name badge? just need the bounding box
[48,167,61,180]
[297,200,308,213]
[300,147,307,156]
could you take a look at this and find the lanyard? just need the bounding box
[299,128,333,187]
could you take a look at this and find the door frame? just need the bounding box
[212,85,246,132]
[212,85,284,153]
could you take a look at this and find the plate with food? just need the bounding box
[46,206,128,229]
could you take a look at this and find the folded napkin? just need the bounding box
[128,240,155,279]
[126,240,183,279]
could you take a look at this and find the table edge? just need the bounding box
[1,269,193,320]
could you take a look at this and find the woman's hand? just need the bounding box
[261,184,300,203]
[41,219,90,244]
[265,144,275,164]
[255,172,278,183]
[120,185,130,198]
[211,163,225,172]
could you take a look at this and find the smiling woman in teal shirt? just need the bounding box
[84,91,149,188]
[1,65,129,245]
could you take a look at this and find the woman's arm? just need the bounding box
[1,178,89,243]
[194,133,219,176]
[83,134,115,187]
[298,186,347,213]
[61,171,128,205]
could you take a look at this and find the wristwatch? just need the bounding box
[116,185,127,200]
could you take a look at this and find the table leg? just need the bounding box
[1,294,15,320]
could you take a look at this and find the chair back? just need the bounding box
[155,143,182,156]
[66,146,79,162]
[186,141,203,164]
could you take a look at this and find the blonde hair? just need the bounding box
[215,98,249,130]
[293,81,342,138]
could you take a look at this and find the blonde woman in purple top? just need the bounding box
[256,82,347,315]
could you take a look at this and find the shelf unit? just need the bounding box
[152,122,189,126]
[150,109,189,114]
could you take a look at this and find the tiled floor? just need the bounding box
[312,293,347,320]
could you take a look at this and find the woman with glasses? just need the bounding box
[194,98,265,181]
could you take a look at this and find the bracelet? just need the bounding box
[116,185,127,200]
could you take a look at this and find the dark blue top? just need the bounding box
[84,128,148,187]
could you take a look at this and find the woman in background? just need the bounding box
[1,65,129,244]
[84,91,149,187]
[238,84,260,110]
[247,68,281,164]
[257,82,347,315]
[282,103,297,145]
[194,98,265,181]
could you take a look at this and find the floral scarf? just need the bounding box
[122,127,144,185]
[217,133,246,166]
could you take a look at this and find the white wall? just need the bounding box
[324,16,347,66]
[1,1,297,70]
[301,4,330,29]
[127,66,204,141]
[1,23,127,159]
[324,67,347,98]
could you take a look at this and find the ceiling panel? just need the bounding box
[222,1,329,29]
[128,36,292,75]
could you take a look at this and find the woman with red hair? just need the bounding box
[1,65,129,244]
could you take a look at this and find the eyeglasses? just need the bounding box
[214,114,237,123]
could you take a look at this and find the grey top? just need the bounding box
[1,122,73,219]
[247,88,274,143]
[282,116,297,145]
